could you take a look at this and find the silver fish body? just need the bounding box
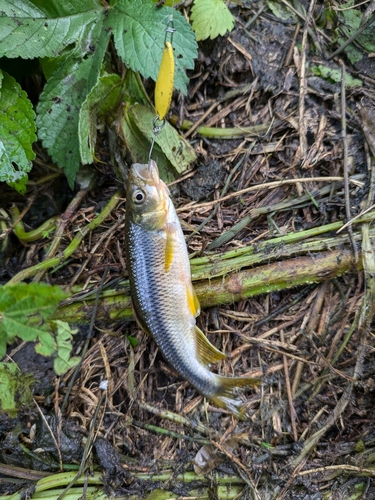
[125,161,259,418]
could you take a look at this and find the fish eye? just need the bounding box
[133,189,145,204]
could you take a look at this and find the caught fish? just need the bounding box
[125,160,259,419]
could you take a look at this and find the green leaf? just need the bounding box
[127,335,140,348]
[36,18,110,187]
[31,0,103,17]
[121,106,175,182]
[130,103,196,174]
[191,0,235,41]
[0,70,36,194]
[336,3,375,64]
[0,0,104,59]
[0,363,34,417]
[0,283,70,358]
[50,320,80,376]
[79,73,123,165]
[310,64,362,87]
[266,0,298,23]
[107,0,197,94]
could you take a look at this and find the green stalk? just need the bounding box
[10,205,57,243]
[1,470,245,500]
[2,485,245,500]
[169,115,269,138]
[54,247,358,324]
[6,191,123,285]
[53,212,371,324]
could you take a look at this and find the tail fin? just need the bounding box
[211,376,260,420]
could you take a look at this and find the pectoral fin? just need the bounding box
[131,301,150,336]
[165,222,176,272]
[195,326,226,366]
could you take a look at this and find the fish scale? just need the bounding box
[126,219,217,395]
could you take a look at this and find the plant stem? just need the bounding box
[54,248,358,324]
[169,115,270,138]
[1,470,245,500]
[9,205,57,243]
[6,191,123,286]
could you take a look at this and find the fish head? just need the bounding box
[126,160,170,230]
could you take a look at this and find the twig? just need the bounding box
[297,0,315,161]
[131,420,210,445]
[280,330,298,441]
[34,400,63,472]
[297,464,375,478]
[207,183,338,250]
[57,386,107,500]
[176,177,349,212]
[341,60,359,262]
[33,187,90,282]
[211,441,260,500]
[183,100,219,139]
[279,0,331,42]
[62,268,108,414]
[337,203,375,233]
[291,382,353,467]
[276,457,308,500]
[138,401,211,436]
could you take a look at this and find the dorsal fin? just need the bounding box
[195,326,226,366]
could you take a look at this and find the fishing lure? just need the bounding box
[155,39,174,121]
[149,17,175,161]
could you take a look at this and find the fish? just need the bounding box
[125,160,259,419]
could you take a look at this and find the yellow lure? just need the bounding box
[155,41,175,121]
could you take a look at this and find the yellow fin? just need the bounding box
[210,375,261,420]
[187,283,200,318]
[165,222,176,272]
[195,326,226,365]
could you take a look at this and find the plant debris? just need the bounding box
[1,2,375,499]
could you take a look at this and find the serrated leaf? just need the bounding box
[191,0,235,41]
[79,73,123,165]
[0,0,104,59]
[0,70,36,194]
[0,363,34,417]
[0,283,70,358]
[51,320,80,376]
[130,103,196,173]
[37,19,110,187]
[107,0,197,95]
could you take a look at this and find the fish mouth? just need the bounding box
[132,160,160,186]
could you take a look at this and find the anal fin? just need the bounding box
[195,326,226,365]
